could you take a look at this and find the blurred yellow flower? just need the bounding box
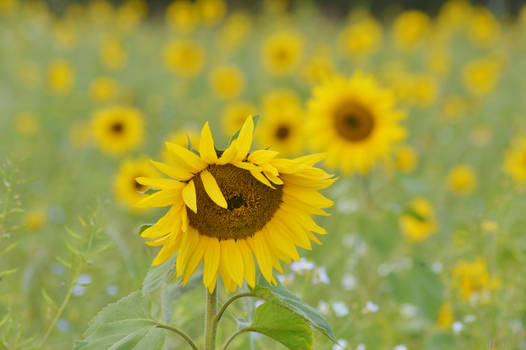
[23,209,47,231]
[400,197,438,243]
[100,36,127,70]
[452,258,500,302]
[0,0,17,15]
[209,65,245,100]
[392,10,431,50]
[216,11,252,52]
[437,0,472,33]
[262,30,303,76]
[114,158,158,210]
[426,47,451,77]
[165,0,198,33]
[468,6,499,47]
[340,16,382,58]
[462,58,500,96]
[307,72,406,175]
[162,39,205,78]
[392,145,417,173]
[258,89,304,155]
[69,120,92,148]
[13,113,39,136]
[302,51,335,85]
[408,74,439,108]
[436,302,454,329]
[504,136,526,185]
[88,0,114,23]
[116,0,148,33]
[91,105,144,155]
[447,165,477,195]
[197,0,226,26]
[221,101,257,136]
[481,219,498,233]
[90,77,119,103]
[162,128,200,164]
[46,59,75,95]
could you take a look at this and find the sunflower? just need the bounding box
[162,39,205,78]
[91,105,144,155]
[99,36,127,71]
[307,72,406,175]
[261,30,303,76]
[392,10,431,51]
[89,77,119,103]
[257,89,304,155]
[209,65,245,100]
[447,164,477,195]
[46,59,75,95]
[114,158,159,210]
[399,197,438,243]
[462,57,500,96]
[339,16,382,59]
[136,116,335,293]
[504,136,526,185]
[162,128,200,164]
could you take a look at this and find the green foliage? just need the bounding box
[248,302,313,350]
[74,291,165,350]
[251,275,336,342]
[142,254,177,295]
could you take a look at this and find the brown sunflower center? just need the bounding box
[187,164,283,240]
[275,124,290,140]
[111,121,124,134]
[333,101,375,142]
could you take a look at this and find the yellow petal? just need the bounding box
[248,150,279,165]
[217,140,237,165]
[182,180,197,213]
[150,160,194,181]
[234,116,254,161]
[249,170,275,189]
[199,122,218,163]
[221,239,244,286]
[136,177,185,190]
[141,206,180,238]
[176,229,198,277]
[247,235,273,283]
[166,142,207,172]
[152,237,178,266]
[200,170,227,209]
[266,227,300,262]
[182,236,206,285]
[237,240,255,288]
[264,171,284,185]
[136,189,181,208]
[203,236,220,289]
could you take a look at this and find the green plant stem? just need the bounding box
[204,286,218,350]
[220,327,254,350]
[38,265,81,349]
[214,292,255,324]
[156,323,199,350]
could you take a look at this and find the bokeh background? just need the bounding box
[1,0,526,349]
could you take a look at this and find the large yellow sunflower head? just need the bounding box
[91,105,144,155]
[136,116,335,293]
[307,72,407,175]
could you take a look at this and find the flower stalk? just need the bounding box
[204,286,218,350]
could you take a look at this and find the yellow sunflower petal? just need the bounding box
[176,229,199,277]
[136,177,185,190]
[150,160,194,181]
[182,180,197,213]
[234,116,254,160]
[152,237,178,266]
[247,235,273,283]
[248,150,279,165]
[136,189,181,208]
[217,140,238,165]
[250,170,275,189]
[166,142,207,172]
[237,239,256,288]
[203,236,221,289]
[199,122,218,163]
[221,239,245,286]
[182,236,207,285]
[200,170,228,209]
[141,206,180,238]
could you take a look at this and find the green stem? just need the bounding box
[204,286,218,350]
[38,265,81,349]
[220,327,254,350]
[156,323,199,350]
[214,292,255,324]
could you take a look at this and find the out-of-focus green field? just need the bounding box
[1,0,526,349]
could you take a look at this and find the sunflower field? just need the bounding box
[2,0,526,349]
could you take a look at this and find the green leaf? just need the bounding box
[249,302,312,350]
[142,255,177,295]
[143,189,160,195]
[0,268,18,279]
[251,276,336,342]
[74,291,165,350]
